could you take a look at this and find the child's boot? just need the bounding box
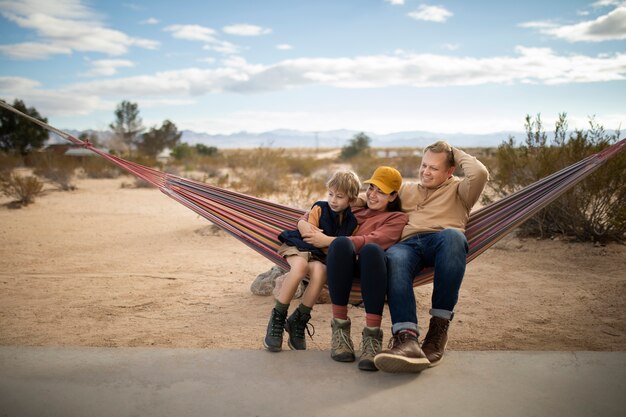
[285,308,313,350]
[263,308,287,352]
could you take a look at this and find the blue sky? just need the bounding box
[0,0,625,136]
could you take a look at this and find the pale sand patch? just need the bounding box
[1,177,624,350]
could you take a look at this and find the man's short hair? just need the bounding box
[326,170,361,200]
[424,140,455,167]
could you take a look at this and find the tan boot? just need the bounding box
[358,326,383,372]
[421,316,450,367]
[330,318,355,362]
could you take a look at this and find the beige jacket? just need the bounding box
[399,147,489,240]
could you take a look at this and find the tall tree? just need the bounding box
[0,99,49,156]
[137,120,182,157]
[109,100,144,156]
[340,132,371,159]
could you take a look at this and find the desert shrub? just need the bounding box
[0,153,23,174]
[30,152,77,191]
[485,113,624,243]
[0,172,44,206]
[81,157,121,179]
[350,154,379,180]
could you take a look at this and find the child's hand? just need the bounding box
[297,220,322,235]
[302,230,332,248]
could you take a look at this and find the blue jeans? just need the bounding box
[386,229,468,334]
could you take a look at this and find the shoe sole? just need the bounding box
[373,353,430,373]
[284,324,306,351]
[425,341,447,367]
[331,352,355,362]
[358,359,378,372]
[263,340,282,352]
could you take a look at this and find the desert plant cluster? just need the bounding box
[1,97,624,242]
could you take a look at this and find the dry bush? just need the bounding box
[80,158,121,179]
[30,152,77,191]
[0,153,23,174]
[0,172,44,206]
[485,114,624,243]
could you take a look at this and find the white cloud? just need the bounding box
[81,59,134,77]
[384,0,405,5]
[276,44,293,50]
[0,0,159,59]
[442,43,459,51]
[0,42,72,60]
[408,5,453,23]
[0,76,42,92]
[165,24,241,55]
[165,24,218,42]
[222,24,272,36]
[204,41,241,55]
[140,17,159,25]
[521,4,626,42]
[56,48,626,99]
[4,48,625,119]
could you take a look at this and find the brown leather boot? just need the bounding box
[421,316,450,367]
[373,330,430,373]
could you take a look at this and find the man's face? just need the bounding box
[419,150,455,189]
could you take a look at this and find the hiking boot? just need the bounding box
[263,308,287,352]
[330,318,355,362]
[285,309,314,350]
[421,316,450,367]
[358,327,383,372]
[373,330,430,373]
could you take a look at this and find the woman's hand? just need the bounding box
[302,230,334,248]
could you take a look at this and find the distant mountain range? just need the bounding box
[50,128,527,149]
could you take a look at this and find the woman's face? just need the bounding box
[365,184,397,211]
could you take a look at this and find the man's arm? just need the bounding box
[453,147,489,210]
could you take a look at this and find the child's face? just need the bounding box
[327,187,351,213]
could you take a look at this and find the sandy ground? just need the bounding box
[1,176,625,351]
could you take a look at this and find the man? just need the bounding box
[373,141,489,373]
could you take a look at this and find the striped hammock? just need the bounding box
[2,101,625,301]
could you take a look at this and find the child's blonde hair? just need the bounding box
[326,170,361,200]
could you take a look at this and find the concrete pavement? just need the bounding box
[1,347,624,417]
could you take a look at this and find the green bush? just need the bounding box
[340,132,371,160]
[485,113,624,243]
[0,173,44,206]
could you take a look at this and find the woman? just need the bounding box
[299,166,407,371]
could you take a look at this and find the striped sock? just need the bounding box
[365,313,382,328]
[332,304,348,320]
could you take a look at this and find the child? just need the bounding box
[264,170,361,352]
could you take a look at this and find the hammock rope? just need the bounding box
[1,101,624,300]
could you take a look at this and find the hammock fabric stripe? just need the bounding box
[1,101,624,303]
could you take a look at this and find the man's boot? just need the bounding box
[373,329,430,373]
[263,308,287,352]
[358,326,383,372]
[330,318,355,362]
[285,309,313,350]
[421,316,450,367]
